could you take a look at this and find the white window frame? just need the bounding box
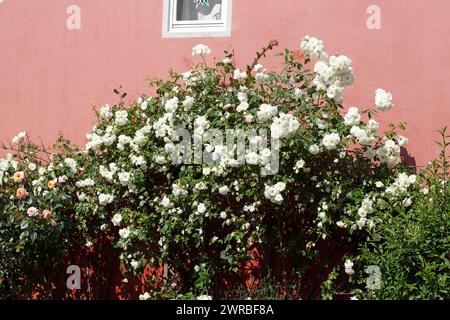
[162,0,232,38]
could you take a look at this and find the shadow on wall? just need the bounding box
[401,147,417,168]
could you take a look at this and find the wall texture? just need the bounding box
[0,0,449,166]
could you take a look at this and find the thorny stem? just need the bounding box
[246,40,279,76]
[1,138,54,164]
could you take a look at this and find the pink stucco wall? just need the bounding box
[0,0,449,166]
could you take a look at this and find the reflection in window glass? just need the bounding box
[176,0,222,21]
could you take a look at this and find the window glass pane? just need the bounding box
[176,0,222,21]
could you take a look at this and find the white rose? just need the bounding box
[98,193,114,206]
[375,88,394,111]
[197,203,207,214]
[164,96,179,113]
[111,213,122,226]
[322,133,340,150]
[343,107,361,126]
[12,131,26,144]
[182,96,195,109]
[99,104,113,121]
[130,259,139,270]
[115,110,128,126]
[344,259,355,275]
[192,44,211,56]
[119,227,131,239]
[308,144,320,155]
[219,186,230,195]
[118,171,131,187]
[233,68,247,80]
[257,104,278,122]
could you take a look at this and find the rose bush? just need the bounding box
[0,135,80,298]
[321,128,449,300]
[1,36,446,299]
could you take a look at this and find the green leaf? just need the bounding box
[19,231,29,241]
[20,220,29,230]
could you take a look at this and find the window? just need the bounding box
[162,0,232,38]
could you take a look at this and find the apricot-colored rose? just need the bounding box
[13,171,25,183]
[16,187,28,199]
[47,180,55,189]
[42,209,52,220]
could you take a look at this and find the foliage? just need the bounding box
[322,128,449,300]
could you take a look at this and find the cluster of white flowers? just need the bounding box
[12,131,26,144]
[75,178,95,188]
[236,91,249,112]
[300,35,327,60]
[64,158,78,174]
[115,110,128,126]
[264,182,286,204]
[350,126,375,145]
[99,163,118,181]
[218,185,230,195]
[344,259,355,275]
[233,68,247,80]
[183,96,195,110]
[367,119,379,135]
[254,63,270,83]
[85,126,117,151]
[375,88,394,111]
[293,88,303,100]
[164,96,179,113]
[111,213,122,226]
[243,146,271,167]
[182,71,195,86]
[313,55,354,103]
[192,44,211,56]
[316,202,329,229]
[257,104,278,122]
[130,154,147,170]
[117,134,132,151]
[402,197,412,207]
[293,159,305,173]
[322,132,341,150]
[119,227,131,238]
[196,203,207,214]
[137,96,151,111]
[385,173,417,197]
[194,115,210,136]
[153,113,175,138]
[118,171,132,187]
[270,112,300,139]
[98,193,114,205]
[343,107,361,126]
[355,197,375,230]
[129,259,139,270]
[99,104,113,121]
[172,183,188,197]
[396,135,408,147]
[222,56,232,64]
[376,139,401,167]
[255,71,269,83]
[139,292,151,300]
[161,196,173,209]
[308,144,320,155]
[365,265,382,290]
